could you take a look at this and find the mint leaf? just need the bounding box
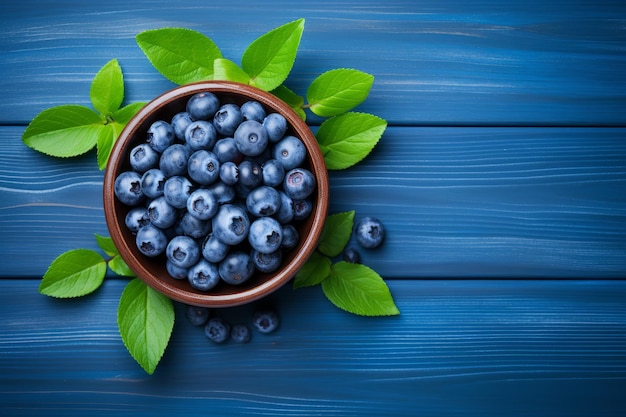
[109,256,136,277]
[22,105,104,158]
[39,249,106,298]
[242,18,305,91]
[118,278,174,375]
[90,59,124,115]
[136,28,222,85]
[293,251,331,289]
[316,112,387,170]
[270,84,306,120]
[307,68,374,117]
[96,123,117,170]
[213,58,251,84]
[322,261,400,316]
[317,210,355,257]
[95,233,118,257]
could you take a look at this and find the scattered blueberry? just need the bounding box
[230,323,252,343]
[252,309,280,334]
[354,216,385,249]
[185,304,210,327]
[343,247,361,263]
[204,317,231,344]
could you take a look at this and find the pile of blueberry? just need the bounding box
[114,91,317,291]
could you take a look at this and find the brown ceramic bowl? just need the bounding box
[103,81,329,307]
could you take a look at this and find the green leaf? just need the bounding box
[95,233,118,257]
[22,105,104,158]
[242,18,305,91]
[322,261,400,316]
[113,102,146,124]
[315,112,387,170]
[109,255,136,277]
[118,278,174,375]
[307,68,374,117]
[136,28,222,85]
[317,210,355,257]
[270,84,306,120]
[96,123,117,170]
[39,249,106,298]
[90,59,124,115]
[213,58,251,84]
[293,251,332,289]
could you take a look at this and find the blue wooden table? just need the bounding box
[1,1,625,416]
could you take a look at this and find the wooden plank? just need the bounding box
[1,0,625,126]
[0,279,625,416]
[1,126,625,278]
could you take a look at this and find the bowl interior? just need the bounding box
[103,81,328,307]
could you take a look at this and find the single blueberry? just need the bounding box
[219,161,239,185]
[204,317,231,344]
[146,120,175,153]
[213,103,243,136]
[159,143,191,177]
[251,249,283,273]
[293,199,313,221]
[171,112,193,140]
[212,204,250,245]
[252,309,280,334]
[135,224,168,257]
[234,120,269,157]
[273,135,306,170]
[248,217,283,254]
[230,323,252,343]
[218,251,255,285]
[241,100,266,122]
[185,120,217,151]
[205,181,236,205]
[166,260,189,280]
[354,217,385,249]
[114,171,144,206]
[262,113,287,142]
[141,168,167,199]
[184,304,210,327]
[262,158,285,187]
[280,224,299,250]
[147,196,179,229]
[187,150,220,185]
[283,168,316,200]
[163,176,194,209]
[343,247,361,263]
[125,207,150,234]
[213,137,243,164]
[246,186,282,217]
[274,191,295,224]
[178,212,212,239]
[166,235,201,269]
[237,159,263,188]
[186,91,220,121]
[129,143,159,173]
[188,259,220,291]
[186,188,218,221]
[202,233,230,263]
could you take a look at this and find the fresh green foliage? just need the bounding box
[293,251,332,289]
[322,262,400,316]
[136,28,222,84]
[39,249,107,298]
[95,234,135,277]
[213,58,251,85]
[270,85,306,120]
[117,278,174,375]
[317,210,355,257]
[307,68,374,117]
[22,59,145,170]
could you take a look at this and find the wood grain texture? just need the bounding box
[1,0,625,126]
[0,279,625,417]
[2,126,624,278]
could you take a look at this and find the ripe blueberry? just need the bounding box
[234,120,269,157]
[125,207,150,234]
[230,323,252,343]
[212,204,250,245]
[186,188,218,221]
[186,91,220,121]
[251,249,282,273]
[219,251,255,285]
[263,113,287,142]
[204,317,231,344]
[141,168,166,199]
[252,309,279,334]
[283,168,316,200]
[241,100,266,122]
[343,247,361,263]
[147,196,179,229]
[114,171,144,206]
[188,258,220,291]
[185,304,210,327]
[171,111,193,140]
[129,143,159,174]
[160,143,191,177]
[354,217,385,249]
[135,224,168,257]
[273,135,306,170]
[163,176,194,209]
[185,120,217,151]
[213,103,243,136]
[248,217,283,254]
[146,120,175,152]
[202,233,230,263]
[187,150,220,185]
[246,186,282,217]
[166,235,201,269]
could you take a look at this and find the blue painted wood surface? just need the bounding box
[0,1,625,416]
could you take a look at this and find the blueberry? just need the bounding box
[160,144,191,177]
[219,161,239,185]
[213,103,243,136]
[186,188,218,221]
[125,207,150,234]
[237,159,263,188]
[129,143,159,173]
[246,186,282,217]
[206,181,236,205]
[218,251,255,285]
[283,168,316,200]
[202,233,230,263]
[178,212,212,239]
[230,323,252,343]
[188,259,220,291]
[186,92,220,121]
[136,224,168,257]
[252,309,279,334]
[262,158,285,187]
[184,304,210,327]
[166,235,201,269]
[213,137,242,164]
[248,217,283,254]
[185,120,217,151]
[171,112,193,140]
[280,224,299,250]
[273,135,306,170]
[343,247,361,263]
[293,199,313,221]
[114,171,144,206]
[251,249,282,273]
[166,260,189,280]
[234,120,269,157]
[212,204,250,245]
[147,196,179,229]
[204,317,231,344]
[164,176,194,209]
[141,168,167,199]
[354,217,385,249]
[187,150,220,185]
[146,120,175,153]
[263,113,287,142]
[241,100,266,122]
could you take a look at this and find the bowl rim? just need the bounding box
[103,80,329,307]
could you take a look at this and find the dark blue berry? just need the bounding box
[125,207,150,234]
[246,186,282,217]
[187,150,220,185]
[135,224,168,257]
[354,217,385,249]
[204,317,231,344]
[273,135,306,170]
[252,309,279,334]
[206,181,236,205]
[212,204,250,245]
[213,137,242,164]
[184,304,210,326]
[186,188,218,221]
[283,168,316,200]
[146,120,175,153]
[186,92,220,121]
[263,113,287,142]
[171,112,193,140]
[343,247,361,263]
[141,168,166,199]
[188,259,220,291]
[114,171,144,206]
[248,217,283,254]
[251,249,282,273]
[219,251,255,285]
[166,235,201,269]
[230,323,252,343]
[262,158,285,187]
[274,191,295,224]
[241,100,266,122]
[147,196,179,229]
[280,224,299,250]
[166,260,189,280]
[129,143,159,173]
[202,233,230,263]
[163,176,194,209]
[213,103,243,136]
[159,144,191,177]
[293,199,313,221]
[237,159,263,188]
[185,120,217,151]
[219,161,239,185]
[234,120,269,157]
[178,212,211,239]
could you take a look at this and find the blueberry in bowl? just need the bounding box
[103,81,329,308]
